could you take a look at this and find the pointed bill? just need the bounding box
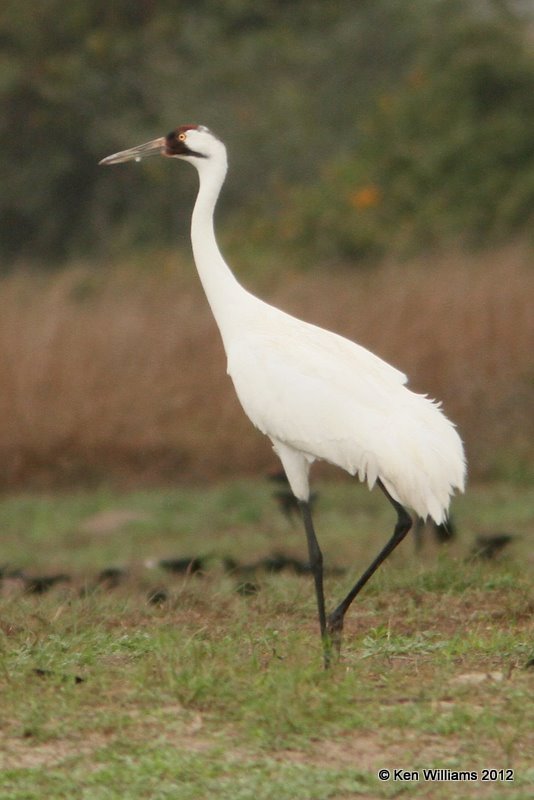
[99,137,166,165]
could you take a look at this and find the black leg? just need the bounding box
[326,479,412,646]
[299,500,331,668]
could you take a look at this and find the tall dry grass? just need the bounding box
[0,246,532,488]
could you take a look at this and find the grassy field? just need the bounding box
[0,477,532,799]
[1,245,533,488]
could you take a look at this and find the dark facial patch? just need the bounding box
[165,125,207,158]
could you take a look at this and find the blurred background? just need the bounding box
[0,0,533,489]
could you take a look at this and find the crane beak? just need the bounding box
[99,137,167,165]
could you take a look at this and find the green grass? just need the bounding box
[0,479,533,799]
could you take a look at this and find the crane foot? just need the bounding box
[322,610,344,667]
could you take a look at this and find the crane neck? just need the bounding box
[190,152,248,344]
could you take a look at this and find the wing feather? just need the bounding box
[226,311,465,522]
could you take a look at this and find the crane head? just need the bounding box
[99,125,222,166]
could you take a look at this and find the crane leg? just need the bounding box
[326,479,412,653]
[299,500,332,668]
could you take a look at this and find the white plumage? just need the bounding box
[227,307,464,523]
[101,124,466,663]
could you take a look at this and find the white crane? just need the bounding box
[100,125,466,666]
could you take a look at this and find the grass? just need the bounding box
[0,478,533,799]
[0,244,533,488]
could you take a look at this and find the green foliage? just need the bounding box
[2,0,530,266]
[270,3,534,261]
[0,0,415,263]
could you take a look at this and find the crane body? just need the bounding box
[101,125,466,665]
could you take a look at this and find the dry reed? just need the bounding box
[0,245,532,488]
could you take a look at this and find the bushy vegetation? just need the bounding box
[261,4,534,261]
[1,0,533,265]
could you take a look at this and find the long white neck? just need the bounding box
[190,148,250,345]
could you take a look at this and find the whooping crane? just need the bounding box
[100,125,466,666]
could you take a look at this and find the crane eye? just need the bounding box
[178,132,186,142]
